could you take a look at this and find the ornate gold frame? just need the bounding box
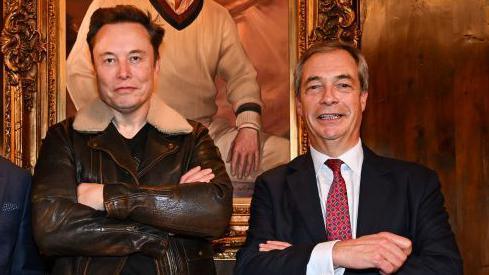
[1,0,359,259]
[1,0,65,168]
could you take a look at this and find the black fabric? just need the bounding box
[235,103,262,115]
[116,124,156,275]
[150,0,204,30]
[121,253,156,275]
[119,123,150,171]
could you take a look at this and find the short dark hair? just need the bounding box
[86,5,165,62]
[294,41,369,96]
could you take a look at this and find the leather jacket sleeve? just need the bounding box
[32,122,168,257]
[103,123,233,239]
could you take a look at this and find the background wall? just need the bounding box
[360,1,489,273]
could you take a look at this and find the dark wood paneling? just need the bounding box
[360,0,489,274]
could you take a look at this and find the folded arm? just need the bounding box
[32,124,168,257]
[235,175,315,275]
[99,123,232,239]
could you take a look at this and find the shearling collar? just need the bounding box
[73,95,193,135]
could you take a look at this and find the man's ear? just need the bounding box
[154,58,161,74]
[296,96,303,116]
[360,91,368,112]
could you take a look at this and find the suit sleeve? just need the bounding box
[32,124,169,257]
[235,175,315,275]
[10,171,46,274]
[102,123,233,239]
[398,170,463,274]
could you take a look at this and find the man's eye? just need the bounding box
[129,56,142,63]
[306,84,321,91]
[104,58,115,64]
[337,83,352,90]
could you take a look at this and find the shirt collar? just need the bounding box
[310,139,364,175]
[165,0,194,14]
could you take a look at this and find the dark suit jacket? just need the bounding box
[235,146,462,275]
[0,157,45,274]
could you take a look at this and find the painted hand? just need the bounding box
[227,127,260,179]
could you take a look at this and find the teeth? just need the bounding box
[319,114,341,120]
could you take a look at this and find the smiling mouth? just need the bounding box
[115,87,136,92]
[318,113,343,120]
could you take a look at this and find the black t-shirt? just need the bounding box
[115,124,157,275]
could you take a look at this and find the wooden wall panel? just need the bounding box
[360,0,489,274]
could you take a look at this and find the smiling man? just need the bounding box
[32,6,231,275]
[235,41,462,275]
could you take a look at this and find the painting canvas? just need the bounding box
[65,0,291,199]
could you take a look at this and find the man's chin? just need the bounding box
[109,103,143,114]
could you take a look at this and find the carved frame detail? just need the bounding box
[1,0,63,168]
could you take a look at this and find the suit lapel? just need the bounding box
[356,146,393,237]
[286,153,327,243]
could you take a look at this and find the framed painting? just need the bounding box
[63,0,291,200]
[1,0,360,258]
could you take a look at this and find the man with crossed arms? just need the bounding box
[235,41,462,274]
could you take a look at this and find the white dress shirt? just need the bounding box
[306,139,364,275]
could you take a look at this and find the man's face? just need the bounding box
[296,49,368,154]
[92,22,159,115]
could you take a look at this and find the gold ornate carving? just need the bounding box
[309,0,360,46]
[297,0,308,55]
[47,0,58,126]
[1,0,45,111]
[214,249,239,260]
[1,0,61,167]
[1,0,46,165]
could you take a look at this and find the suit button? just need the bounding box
[168,143,174,149]
[198,251,203,256]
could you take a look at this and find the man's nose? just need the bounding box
[117,61,131,79]
[320,85,339,105]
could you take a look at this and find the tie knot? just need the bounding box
[325,158,343,173]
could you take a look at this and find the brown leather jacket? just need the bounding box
[32,97,232,275]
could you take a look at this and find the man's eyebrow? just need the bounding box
[99,51,115,56]
[98,50,146,56]
[334,74,354,81]
[304,76,321,84]
[128,49,145,54]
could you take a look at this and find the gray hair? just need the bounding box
[294,41,369,96]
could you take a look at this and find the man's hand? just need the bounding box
[227,127,260,179]
[77,183,105,211]
[179,166,215,183]
[259,240,292,252]
[332,232,412,274]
